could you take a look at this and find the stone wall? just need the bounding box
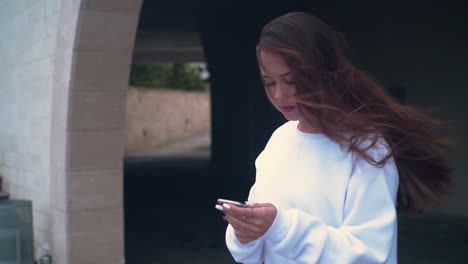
[50,1,142,263]
[0,0,61,258]
[0,0,143,262]
[125,87,211,154]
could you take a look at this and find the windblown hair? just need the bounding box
[257,12,453,212]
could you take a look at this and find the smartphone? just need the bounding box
[217,198,247,207]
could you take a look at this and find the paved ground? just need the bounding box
[124,132,468,263]
[125,205,468,264]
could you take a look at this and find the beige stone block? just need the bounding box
[50,257,68,264]
[71,239,124,264]
[69,169,122,212]
[68,129,124,171]
[81,0,142,14]
[72,51,132,91]
[75,10,139,53]
[69,208,122,236]
[69,208,124,263]
[125,88,211,152]
[69,90,126,130]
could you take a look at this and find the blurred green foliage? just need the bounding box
[129,63,206,91]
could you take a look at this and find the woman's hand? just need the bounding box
[221,202,277,244]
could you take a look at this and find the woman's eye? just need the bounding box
[265,81,275,87]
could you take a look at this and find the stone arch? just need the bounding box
[50,1,143,262]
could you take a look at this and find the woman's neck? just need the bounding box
[297,120,322,134]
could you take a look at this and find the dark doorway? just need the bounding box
[124,1,468,263]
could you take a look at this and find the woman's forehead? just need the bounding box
[258,50,291,77]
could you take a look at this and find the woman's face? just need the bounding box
[258,49,302,121]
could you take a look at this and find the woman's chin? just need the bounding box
[283,113,300,121]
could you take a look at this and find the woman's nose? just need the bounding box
[273,85,289,100]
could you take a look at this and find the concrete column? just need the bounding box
[50,0,143,263]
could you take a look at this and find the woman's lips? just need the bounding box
[279,105,296,113]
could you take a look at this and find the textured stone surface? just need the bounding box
[81,0,142,14]
[75,9,139,53]
[68,129,125,171]
[69,208,125,263]
[72,51,132,91]
[125,88,211,153]
[0,0,60,261]
[69,169,123,212]
[69,90,126,130]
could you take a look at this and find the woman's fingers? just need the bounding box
[225,213,243,230]
[223,203,255,219]
[216,202,276,238]
[224,208,263,237]
[215,202,261,242]
[252,202,272,208]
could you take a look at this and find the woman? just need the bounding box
[215,12,452,263]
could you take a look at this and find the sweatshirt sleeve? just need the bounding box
[263,148,399,263]
[225,183,266,264]
[225,133,279,264]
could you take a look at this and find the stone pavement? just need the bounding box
[125,206,468,264]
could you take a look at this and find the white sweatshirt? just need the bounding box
[226,121,399,264]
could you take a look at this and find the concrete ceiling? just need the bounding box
[132,0,303,63]
[132,31,205,63]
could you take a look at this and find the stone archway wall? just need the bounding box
[50,1,142,263]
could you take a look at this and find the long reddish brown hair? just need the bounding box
[257,12,453,212]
